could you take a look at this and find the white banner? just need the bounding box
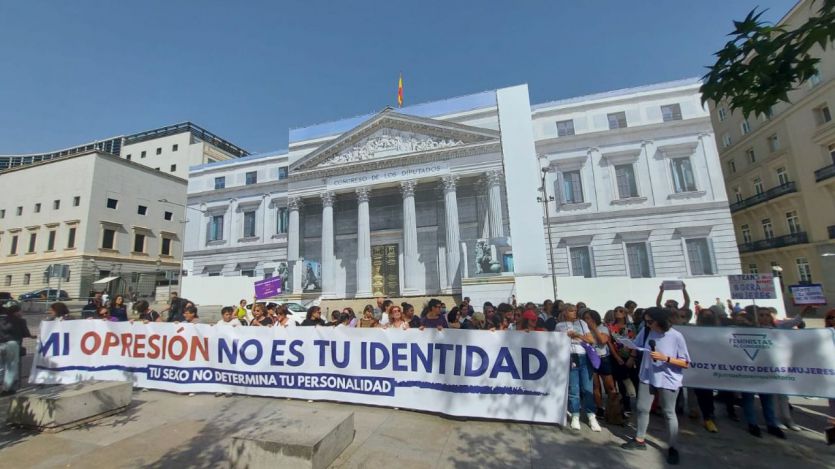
[680,326,835,398]
[31,321,571,424]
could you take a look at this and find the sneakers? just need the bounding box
[748,424,762,438]
[767,425,787,439]
[704,419,719,433]
[588,414,602,432]
[620,439,647,451]
[570,415,581,431]
[667,447,680,465]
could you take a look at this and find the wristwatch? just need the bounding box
[666,357,671,363]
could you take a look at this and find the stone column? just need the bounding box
[287,197,303,294]
[355,187,372,297]
[320,191,335,297]
[261,193,272,241]
[486,170,505,238]
[442,175,461,290]
[227,198,237,246]
[401,180,419,294]
[198,207,208,248]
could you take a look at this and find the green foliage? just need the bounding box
[701,0,835,116]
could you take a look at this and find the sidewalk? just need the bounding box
[0,388,832,468]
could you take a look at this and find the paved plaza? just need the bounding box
[1,386,833,468]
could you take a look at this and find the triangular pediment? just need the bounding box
[291,109,500,172]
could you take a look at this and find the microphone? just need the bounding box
[649,339,657,362]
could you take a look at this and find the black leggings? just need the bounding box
[694,388,715,420]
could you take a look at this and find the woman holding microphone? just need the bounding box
[620,307,690,466]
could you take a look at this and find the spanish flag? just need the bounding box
[397,73,403,108]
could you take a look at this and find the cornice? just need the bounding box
[547,200,731,224]
[188,181,287,201]
[535,117,712,151]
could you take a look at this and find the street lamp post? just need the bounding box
[537,167,558,301]
[159,198,206,295]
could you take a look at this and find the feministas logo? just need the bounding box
[729,333,774,361]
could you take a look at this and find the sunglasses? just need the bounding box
[644,319,655,324]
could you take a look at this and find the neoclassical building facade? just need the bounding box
[185,80,741,303]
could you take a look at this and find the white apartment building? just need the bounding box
[183,151,290,279]
[0,122,249,180]
[119,123,249,179]
[0,151,187,299]
[534,78,741,279]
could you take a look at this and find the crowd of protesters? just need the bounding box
[2,284,834,464]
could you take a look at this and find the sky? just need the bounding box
[0,0,797,155]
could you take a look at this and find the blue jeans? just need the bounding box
[568,353,595,415]
[742,393,777,427]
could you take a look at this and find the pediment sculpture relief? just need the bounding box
[318,130,463,167]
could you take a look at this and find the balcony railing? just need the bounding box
[828,225,835,239]
[729,182,797,213]
[738,231,808,253]
[815,163,835,182]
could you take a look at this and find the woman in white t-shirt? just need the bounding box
[555,304,600,432]
[582,309,617,420]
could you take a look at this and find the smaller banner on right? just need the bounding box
[789,283,826,305]
[680,326,835,398]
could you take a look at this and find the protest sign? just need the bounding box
[31,321,571,424]
[661,280,684,290]
[680,326,835,398]
[728,274,776,300]
[254,277,282,299]
[789,284,826,305]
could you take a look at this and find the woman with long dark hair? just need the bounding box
[402,303,420,329]
[301,306,326,326]
[583,309,616,420]
[621,307,690,465]
[110,295,128,322]
[135,300,161,322]
[607,306,637,415]
[47,302,72,321]
[358,305,378,328]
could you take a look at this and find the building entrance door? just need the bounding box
[371,244,399,297]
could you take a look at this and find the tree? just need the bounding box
[700,0,835,116]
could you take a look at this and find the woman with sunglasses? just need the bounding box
[621,307,690,466]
